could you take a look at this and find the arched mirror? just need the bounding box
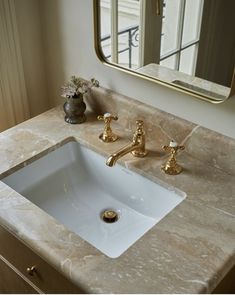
[94,0,235,103]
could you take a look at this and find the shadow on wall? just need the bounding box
[39,0,66,108]
[40,0,85,108]
[14,0,51,117]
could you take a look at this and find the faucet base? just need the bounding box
[131,150,148,157]
[161,163,183,175]
[99,133,118,143]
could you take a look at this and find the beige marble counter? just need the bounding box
[0,88,234,293]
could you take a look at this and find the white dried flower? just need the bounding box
[61,76,99,98]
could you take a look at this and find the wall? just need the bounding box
[14,0,49,117]
[40,0,235,139]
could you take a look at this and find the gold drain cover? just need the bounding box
[101,210,119,223]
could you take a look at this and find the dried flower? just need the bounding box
[61,76,99,98]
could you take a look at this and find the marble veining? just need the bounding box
[0,87,234,293]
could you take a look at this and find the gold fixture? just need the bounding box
[106,120,147,167]
[162,140,185,175]
[93,0,235,103]
[26,265,37,276]
[97,113,118,142]
[101,209,119,223]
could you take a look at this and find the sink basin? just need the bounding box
[2,141,186,258]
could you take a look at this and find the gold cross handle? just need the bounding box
[97,113,119,143]
[161,140,185,175]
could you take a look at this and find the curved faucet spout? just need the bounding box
[106,155,117,167]
[106,143,137,167]
[106,120,148,167]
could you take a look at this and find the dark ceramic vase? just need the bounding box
[63,94,86,124]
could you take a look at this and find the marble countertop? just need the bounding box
[0,105,234,293]
[137,63,230,100]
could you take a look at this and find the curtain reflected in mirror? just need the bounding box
[97,0,235,101]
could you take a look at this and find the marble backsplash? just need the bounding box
[87,87,235,176]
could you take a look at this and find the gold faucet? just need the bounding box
[106,120,147,167]
[161,140,185,175]
[97,113,118,142]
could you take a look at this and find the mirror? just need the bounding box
[94,0,235,103]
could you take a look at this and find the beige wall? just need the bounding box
[38,0,235,139]
[14,0,49,117]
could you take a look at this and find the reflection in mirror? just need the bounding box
[95,0,235,102]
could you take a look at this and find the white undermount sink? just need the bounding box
[2,141,186,258]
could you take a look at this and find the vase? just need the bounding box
[63,94,86,124]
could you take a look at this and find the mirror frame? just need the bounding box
[93,0,235,103]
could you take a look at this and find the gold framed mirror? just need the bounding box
[94,0,235,103]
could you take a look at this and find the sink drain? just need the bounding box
[101,209,119,223]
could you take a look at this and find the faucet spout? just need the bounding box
[106,143,139,167]
[106,120,148,167]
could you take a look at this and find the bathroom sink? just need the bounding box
[2,141,186,258]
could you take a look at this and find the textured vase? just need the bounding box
[63,95,86,124]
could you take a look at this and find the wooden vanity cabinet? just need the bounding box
[0,256,38,293]
[212,265,235,294]
[0,225,83,294]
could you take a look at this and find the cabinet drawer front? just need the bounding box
[0,256,38,294]
[0,225,83,293]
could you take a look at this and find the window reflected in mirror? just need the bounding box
[97,0,235,101]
